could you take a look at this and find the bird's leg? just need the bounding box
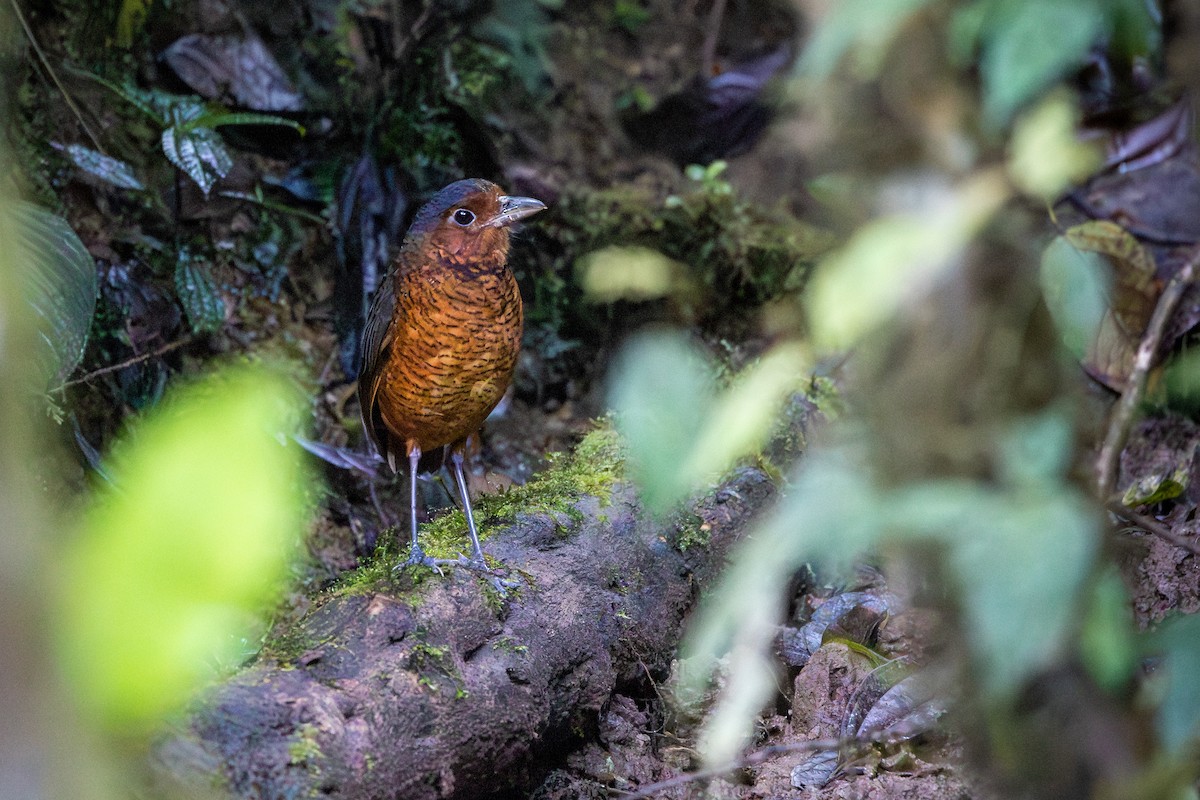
[449,447,519,595]
[398,442,441,573]
[448,448,486,566]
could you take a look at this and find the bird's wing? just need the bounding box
[358,272,399,464]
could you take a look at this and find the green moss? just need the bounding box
[409,639,467,699]
[551,162,834,311]
[416,422,625,554]
[286,722,324,770]
[673,510,711,553]
[329,423,624,595]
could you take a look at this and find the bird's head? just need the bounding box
[408,179,547,268]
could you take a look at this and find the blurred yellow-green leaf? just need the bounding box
[805,170,1008,352]
[578,245,687,303]
[1007,94,1102,201]
[679,342,811,487]
[56,366,312,734]
[799,0,937,79]
[607,332,713,515]
[609,334,812,517]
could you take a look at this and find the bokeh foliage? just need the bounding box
[607,0,1200,793]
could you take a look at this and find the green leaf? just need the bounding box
[56,366,312,734]
[892,479,1098,697]
[607,332,713,515]
[11,201,97,387]
[1149,613,1200,751]
[188,110,304,135]
[978,0,1104,126]
[805,170,1008,351]
[1007,93,1102,200]
[1039,235,1111,360]
[58,143,145,191]
[1079,570,1137,694]
[161,126,233,195]
[578,245,684,302]
[174,254,225,333]
[678,343,811,488]
[683,442,881,765]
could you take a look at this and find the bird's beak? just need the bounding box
[489,195,547,228]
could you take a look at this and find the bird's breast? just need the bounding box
[376,263,523,450]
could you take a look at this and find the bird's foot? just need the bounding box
[394,544,445,576]
[448,554,520,597]
[394,549,518,596]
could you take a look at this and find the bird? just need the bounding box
[357,178,546,579]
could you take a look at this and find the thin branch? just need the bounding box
[611,731,901,800]
[1107,500,1200,559]
[699,0,727,80]
[53,335,195,391]
[1096,247,1200,498]
[9,0,105,152]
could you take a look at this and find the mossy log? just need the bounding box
[152,468,774,800]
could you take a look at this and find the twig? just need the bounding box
[699,0,727,80]
[9,0,105,153]
[1107,500,1200,559]
[1096,247,1200,499]
[610,732,897,799]
[53,335,195,391]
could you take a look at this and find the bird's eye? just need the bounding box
[452,208,476,226]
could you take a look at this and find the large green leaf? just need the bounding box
[1039,235,1111,361]
[56,366,312,733]
[12,202,97,387]
[607,332,713,515]
[976,0,1104,126]
[805,170,1008,352]
[1149,613,1200,752]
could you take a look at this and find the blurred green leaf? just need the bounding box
[799,0,937,78]
[976,0,1103,126]
[806,170,1007,351]
[579,245,685,302]
[679,343,811,488]
[608,332,713,515]
[56,367,311,734]
[995,406,1074,487]
[609,335,812,516]
[1166,349,1200,412]
[687,409,1097,761]
[1079,570,1137,694]
[924,482,1097,696]
[1008,93,1102,200]
[1149,613,1200,752]
[683,442,880,765]
[175,254,225,334]
[1039,235,1111,360]
[12,201,97,387]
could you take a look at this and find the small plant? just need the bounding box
[66,72,303,196]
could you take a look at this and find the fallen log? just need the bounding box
[152,462,775,800]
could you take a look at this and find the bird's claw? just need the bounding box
[459,556,520,597]
[394,548,518,597]
[395,545,445,576]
